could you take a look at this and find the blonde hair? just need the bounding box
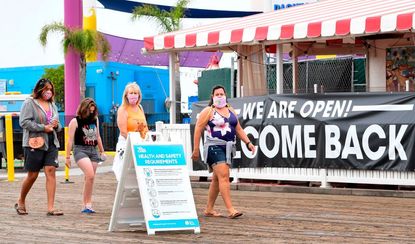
[121,82,142,107]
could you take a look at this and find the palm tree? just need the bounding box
[132,0,189,32]
[132,0,190,123]
[39,22,111,99]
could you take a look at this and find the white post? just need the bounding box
[276,43,284,94]
[314,84,318,93]
[367,41,386,92]
[169,52,176,124]
[320,169,331,188]
[406,80,410,92]
[155,121,163,133]
[292,45,299,94]
[236,56,241,97]
[230,57,235,98]
[365,47,370,92]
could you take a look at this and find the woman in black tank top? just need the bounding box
[66,98,106,214]
[74,116,98,146]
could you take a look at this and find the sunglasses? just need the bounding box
[38,78,50,86]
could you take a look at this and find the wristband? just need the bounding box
[245,141,251,146]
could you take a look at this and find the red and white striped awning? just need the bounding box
[144,0,415,52]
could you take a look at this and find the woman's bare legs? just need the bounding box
[77,158,98,207]
[17,171,40,208]
[211,163,239,215]
[205,171,219,214]
[44,165,56,212]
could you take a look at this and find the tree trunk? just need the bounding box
[79,55,86,100]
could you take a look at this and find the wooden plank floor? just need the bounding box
[1,172,414,243]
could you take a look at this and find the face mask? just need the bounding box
[88,111,95,119]
[127,94,139,105]
[42,90,52,101]
[213,96,227,108]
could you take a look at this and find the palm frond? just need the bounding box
[170,0,190,30]
[40,21,112,99]
[131,1,190,33]
[95,32,111,61]
[171,0,189,19]
[39,22,69,47]
[132,4,164,20]
[71,29,94,52]
[63,38,71,54]
[132,4,173,33]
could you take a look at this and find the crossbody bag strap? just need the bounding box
[31,99,45,125]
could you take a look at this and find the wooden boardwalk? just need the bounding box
[1,171,414,243]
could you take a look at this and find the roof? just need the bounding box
[143,0,415,52]
[102,33,221,68]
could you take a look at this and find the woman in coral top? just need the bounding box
[113,82,148,180]
[117,82,148,139]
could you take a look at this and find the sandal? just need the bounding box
[46,209,64,216]
[228,211,243,219]
[203,210,223,217]
[14,203,28,215]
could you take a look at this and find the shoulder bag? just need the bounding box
[28,103,46,149]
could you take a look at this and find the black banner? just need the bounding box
[191,93,415,171]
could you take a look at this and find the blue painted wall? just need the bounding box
[0,62,170,125]
[0,65,58,94]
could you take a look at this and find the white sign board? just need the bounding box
[109,132,200,235]
[108,135,145,232]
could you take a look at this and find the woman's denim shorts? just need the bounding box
[206,145,231,169]
[73,145,100,163]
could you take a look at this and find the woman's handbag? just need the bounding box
[28,136,45,149]
[28,103,46,149]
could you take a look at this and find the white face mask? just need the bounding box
[213,96,227,108]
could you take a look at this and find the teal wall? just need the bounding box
[0,62,170,124]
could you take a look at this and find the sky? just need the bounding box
[0,0,65,68]
[0,0,271,69]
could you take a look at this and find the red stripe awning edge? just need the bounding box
[335,19,351,36]
[397,13,413,31]
[208,31,220,45]
[144,37,154,50]
[280,24,294,39]
[146,11,415,51]
[230,29,244,43]
[255,26,268,41]
[164,35,175,49]
[185,33,197,47]
[365,16,381,34]
[307,22,322,38]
